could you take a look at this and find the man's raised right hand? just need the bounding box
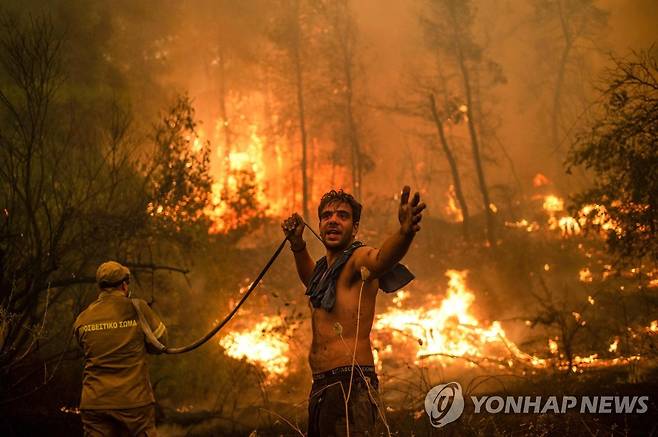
[281,213,305,250]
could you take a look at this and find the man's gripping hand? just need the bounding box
[398,186,426,236]
[281,213,306,251]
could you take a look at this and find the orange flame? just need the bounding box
[373,270,646,373]
[219,315,291,379]
[543,195,564,213]
[548,338,559,355]
[202,123,290,233]
[373,270,546,368]
[540,194,623,237]
[190,101,352,233]
[444,185,463,222]
[218,270,646,378]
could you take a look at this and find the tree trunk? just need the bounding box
[345,73,361,200]
[455,42,496,245]
[428,94,470,240]
[291,0,310,221]
[217,45,232,185]
[334,0,362,199]
[551,0,572,153]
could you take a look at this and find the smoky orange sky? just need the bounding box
[163,0,657,217]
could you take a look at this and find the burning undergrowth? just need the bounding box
[217,268,654,385]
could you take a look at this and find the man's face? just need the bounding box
[319,201,358,251]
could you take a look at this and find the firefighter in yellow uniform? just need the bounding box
[74,261,167,436]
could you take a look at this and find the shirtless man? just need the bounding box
[282,186,426,436]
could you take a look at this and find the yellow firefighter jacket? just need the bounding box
[74,289,166,409]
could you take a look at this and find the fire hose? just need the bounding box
[133,221,322,354]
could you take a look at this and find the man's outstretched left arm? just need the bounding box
[354,186,426,278]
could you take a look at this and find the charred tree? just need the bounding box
[290,0,311,221]
[443,0,496,245]
[316,0,371,199]
[270,0,320,219]
[343,46,363,200]
[551,1,572,153]
[329,0,363,198]
[532,0,607,153]
[428,94,470,240]
[192,0,269,191]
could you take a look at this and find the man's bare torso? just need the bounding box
[308,248,380,373]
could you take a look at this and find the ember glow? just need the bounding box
[543,195,564,213]
[504,218,540,232]
[649,321,658,333]
[579,268,593,283]
[548,338,559,355]
[533,173,551,187]
[392,290,410,307]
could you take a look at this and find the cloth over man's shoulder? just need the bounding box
[305,240,414,311]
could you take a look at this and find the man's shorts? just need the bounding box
[308,365,386,437]
[80,404,157,437]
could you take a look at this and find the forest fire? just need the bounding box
[218,270,650,379]
[3,1,656,434]
[208,178,652,380]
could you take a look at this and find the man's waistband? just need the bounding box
[312,365,377,382]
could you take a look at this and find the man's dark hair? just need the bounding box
[318,189,362,224]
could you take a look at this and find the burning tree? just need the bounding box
[567,48,658,263]
[149,94,213,236]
